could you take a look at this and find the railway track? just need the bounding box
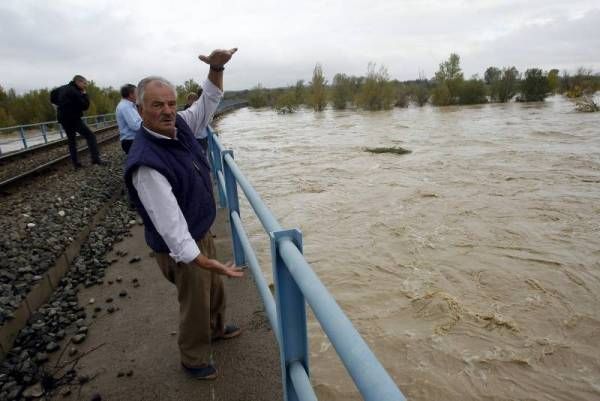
[0,128,119,192]
[0,100,248,192]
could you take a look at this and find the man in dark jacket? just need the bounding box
[56,75,105,168]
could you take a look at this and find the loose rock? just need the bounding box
[35,352,48,363]
[71,334,86,344]
[23,382,44,398]
[46,342,60,353]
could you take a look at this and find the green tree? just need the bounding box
[331,73,353,110]
[0,107,16,127]
[490,66,519,102]
[86,81,117,115]
[309,63,327,111]
[294,80,305,105]
[409,83,429,106]
[176,78,201,104]
[458,77,487,104]
[547,69,559,94]
[568,67,597,97]
[433,53,464,105]
[356,63,395,111]
[519,68,550,102]
[431,81,451,106]
[274,89,298,114]
[484,67,501,85]
[0,82,120,128]
[394,83,410,108]
[248,83,269,108]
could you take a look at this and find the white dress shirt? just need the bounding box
[132,79,222,263]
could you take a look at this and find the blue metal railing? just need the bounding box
[0,113,117,155]
[207,127,406,401]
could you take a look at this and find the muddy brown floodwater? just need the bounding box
[215,96,600,401]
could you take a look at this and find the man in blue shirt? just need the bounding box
[116,84,142,154]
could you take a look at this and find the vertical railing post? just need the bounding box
[95,116,99,129]
[19,127,28,149]
[207,128,214,165]
[58,123,64,139]
[41,124,48,144]
[270,229,308,401]
[209,130,227,208]
[222,150,245,266]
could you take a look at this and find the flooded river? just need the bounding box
[215,96,600,401]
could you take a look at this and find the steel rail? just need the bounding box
[0,125,117,163]
[0,131,120,191]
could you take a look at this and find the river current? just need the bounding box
[215,96,600,401]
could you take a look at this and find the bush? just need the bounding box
[409,83,429,106]
[433,53,464,104]
[431,82,451,106]
[356,63,395,111]
[394,84,410,108]
[248,84,269,108]
[519,68,550,102]
[294,80,305,106]
[458,78,487,105]
[309,63,327,111]
[489,67,519,102]
[331,73,353,110]
[562,68,599,98]
[273,90,298,114]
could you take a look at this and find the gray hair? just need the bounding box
[136,76,176,105]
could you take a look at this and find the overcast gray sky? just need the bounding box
[1,0,599,93]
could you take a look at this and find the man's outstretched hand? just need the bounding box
[194,254,244,278]
[199,48,238,66]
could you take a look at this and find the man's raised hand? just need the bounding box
[199,48,238,66]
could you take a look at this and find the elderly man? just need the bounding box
[115,83,142,154]
[124,48,243,380]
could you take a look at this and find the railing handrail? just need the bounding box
[0,112,116,132]
[207,127,406,401]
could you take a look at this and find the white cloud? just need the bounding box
[0,0,599,93]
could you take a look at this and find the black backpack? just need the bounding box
[50,85,65,106]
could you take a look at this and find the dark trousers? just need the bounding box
[60,119,101,166]
[121,139,133,154]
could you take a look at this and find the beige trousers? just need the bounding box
[155,234,226,367]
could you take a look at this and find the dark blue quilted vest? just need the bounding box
[124,115,215,253]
